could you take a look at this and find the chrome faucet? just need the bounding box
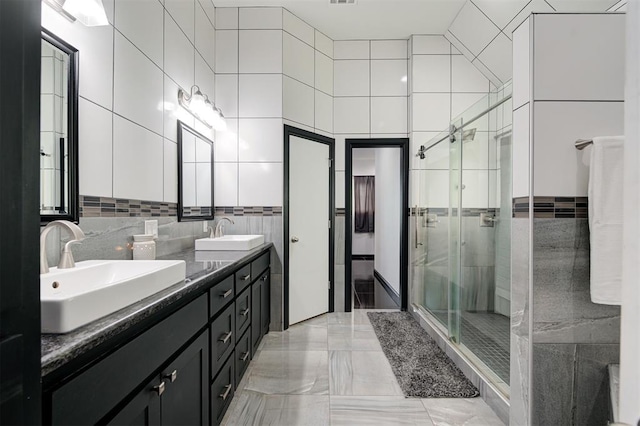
[214,217,234,238]
[40,220,85,274]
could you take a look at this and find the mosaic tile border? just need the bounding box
[513,196,588,219]
[80,196,283,218]
[409,207,497,218]
[80,196,177,218]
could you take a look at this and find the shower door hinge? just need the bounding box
[328,220,331,229]
[328,158,332,168]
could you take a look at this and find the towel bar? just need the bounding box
[575,139,593,150]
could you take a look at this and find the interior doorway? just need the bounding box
[284,125,335,328]
[345,138,409,312]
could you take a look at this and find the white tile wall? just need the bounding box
[114,32,164,134]
[79,99,112,197]
[215,119,238,162]
[164,76,195,143]
[504,0,554,37]
[164,13,195,91]
[214,74,238,118]
[412,93,450,131]
[334,97,370,134]
[334,60,370,97]
[163,139,178,202]
[512,17,531,109]
[238,118,283,162]
[512,103,530,198]
[448,2,500,57]
[533,14,625,101]
[215,30,238,73]
[371,40,408,59]
[472,0,530,30]
[214,162,238,206]
[195,3,216,70]
[462,170,489,208]
[195,53,215,103]
[371,60,408,96]
[315,51,334,95]
[533,101,624,196]
[115,0,163,67]
[283,9,314,46]
[113,116,164,201]
[412,55,450,93]
[335,171,345,208]
[477,33,513,84]
[452,55,490,93]
[283,33,314,86]
[334,40,370,60]
[314,30,333,59]
[283,76,314,127]
[315,91,333,133]
[164,0,195,43]
[412,35,451,55]
[239,7,282,29]
[238,163,283,205]
[334,134,368,171]
[216,7,238,30]
[239,30,283,74]
[238,74,282,118]
[371,97,408,134]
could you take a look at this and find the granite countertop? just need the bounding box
[41,243,273,377]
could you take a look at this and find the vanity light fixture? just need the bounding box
[178,85,227,131]
[43,0,109,26]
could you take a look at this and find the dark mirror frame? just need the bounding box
[40,28,79,225]
[177,121,215,222]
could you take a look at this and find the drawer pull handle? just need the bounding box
[241,274,250,281]
[220,288,233,298]
[219,384,232,401]
[241,352,250,362]
[163,370,178,383]
[240,308,250,317]
[153,381,165,396]
[219,331,232,344]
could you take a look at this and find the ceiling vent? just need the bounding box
[330,0,356,4]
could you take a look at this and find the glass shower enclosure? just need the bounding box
[412,83,513,396]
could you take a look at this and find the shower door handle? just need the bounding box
[291,236,299,243]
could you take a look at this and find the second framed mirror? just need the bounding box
[177,121,214,221]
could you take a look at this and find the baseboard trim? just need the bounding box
[373,269,400,307]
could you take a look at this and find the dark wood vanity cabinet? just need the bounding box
[43,248,270,426]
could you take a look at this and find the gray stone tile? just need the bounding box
[244,350,329,395]
[260,324,328,351]
[532,343,576,426]
[327,312,374,327]
[335,215,345,266]
[327,324,382,351]
[574,344,619,426]
[262,216,282,274]
[422,398,505,426]
[269,273,283,332]
[222,391,330,426]
[334,264,346,313]
[331,396,433,425]
[329,351,402,396]
[509,333,529,426]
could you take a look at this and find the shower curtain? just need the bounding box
[354,176,375,233]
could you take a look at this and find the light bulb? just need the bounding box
[62,0,109,26]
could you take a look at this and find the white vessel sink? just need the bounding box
[195,235,265,251]
[41,260,186,334]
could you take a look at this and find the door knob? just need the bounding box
[291,236,299,243]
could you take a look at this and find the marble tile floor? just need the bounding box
[222,310,505,426]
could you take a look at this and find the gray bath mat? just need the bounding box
[367,311,479,398]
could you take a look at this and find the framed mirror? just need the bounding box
[177,121,214,221]
[40,29,79,224]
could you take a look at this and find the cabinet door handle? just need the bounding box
[219,384,232,401]
[240,308,250,317]
[218,331,232,344]
[163,370,178,383]
[241,352,250,362]
[241,274,250,281]
[220,288,233,298]
[153,381,165,396]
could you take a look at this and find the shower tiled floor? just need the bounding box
[432,310,510,384]
[221,310,505,426]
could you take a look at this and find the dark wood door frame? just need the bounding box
[345,138,410,312]
[283,125,335,330]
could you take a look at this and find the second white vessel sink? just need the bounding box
[195,235,265,251]
[41,259,186,334]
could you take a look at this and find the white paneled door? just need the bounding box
[288,135,330,325]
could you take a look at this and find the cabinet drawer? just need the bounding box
[235,264,252,293]
[235,287,251,342]
[251,251,269,278]
[211,302,235,378]
[211,353,235,425]
[51,295,208,426]
[235,328,251,387]
[209,275,234,319]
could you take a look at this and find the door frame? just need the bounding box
[283,125,335,330]
[345,138,410,312]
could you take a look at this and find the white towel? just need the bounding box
[588,136,624,305]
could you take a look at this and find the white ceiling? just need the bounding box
[212,0,467,40]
